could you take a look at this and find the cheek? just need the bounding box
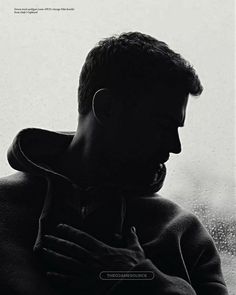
[105,118,163,157]
[139,125,163,147]
[126,131,163,158]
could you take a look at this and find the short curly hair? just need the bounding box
[78,32,203,115]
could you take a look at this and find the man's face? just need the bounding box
[102,91,188,177]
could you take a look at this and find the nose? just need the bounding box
[169,129,182,154]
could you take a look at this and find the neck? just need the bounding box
[51,115,159,188]
[53,115,106,186]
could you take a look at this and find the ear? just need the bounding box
[92,88,114,125]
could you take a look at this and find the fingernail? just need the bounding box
[131,226,136,233]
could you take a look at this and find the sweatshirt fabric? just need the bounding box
[0,128,228,294]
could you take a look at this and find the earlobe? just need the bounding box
[92,88,113,125]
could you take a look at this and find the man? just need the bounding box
[0,32,228,294]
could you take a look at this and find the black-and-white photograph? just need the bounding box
[0,1,235,294]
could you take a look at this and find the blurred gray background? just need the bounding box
[0,0,235,293]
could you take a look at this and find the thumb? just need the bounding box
[126,226,140,248]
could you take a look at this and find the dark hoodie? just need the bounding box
[0,128,228,294]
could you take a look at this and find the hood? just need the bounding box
[7,128,166,195]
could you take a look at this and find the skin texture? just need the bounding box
[43,224,145,292]
[42,88,189,292]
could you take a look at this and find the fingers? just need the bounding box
[126,226,141,249]
[56,224,107,252]
[44,235,92,263]
[42,247,86,275]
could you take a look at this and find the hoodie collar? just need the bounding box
[7,128,166,196]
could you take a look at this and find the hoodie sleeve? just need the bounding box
[106,214,228,295]
[0,173,57,295]
[181,214,229,295]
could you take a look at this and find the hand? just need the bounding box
[42,224,145,292]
